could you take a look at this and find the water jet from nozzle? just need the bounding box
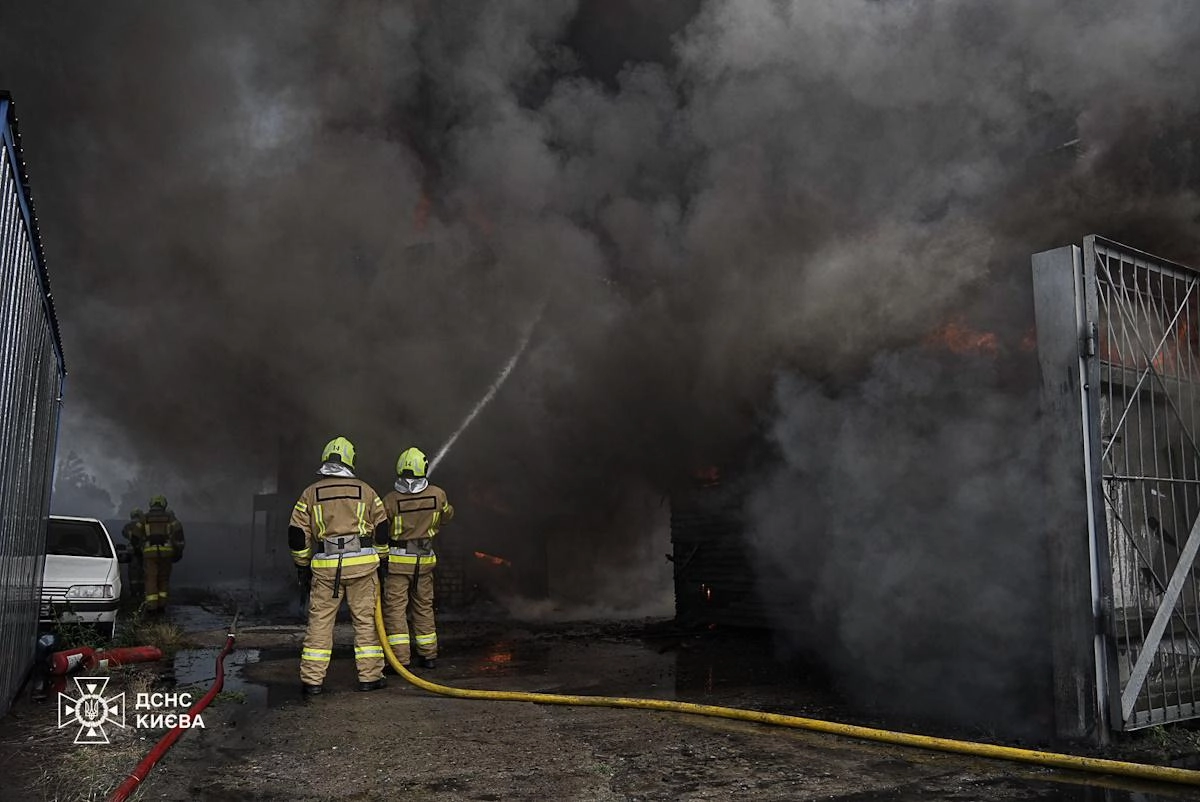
[428,303,545,475]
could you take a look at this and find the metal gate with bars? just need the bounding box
[1034,236,1200,738]
[1089,237,1200,730]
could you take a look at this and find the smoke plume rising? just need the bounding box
[5,0,1200,730]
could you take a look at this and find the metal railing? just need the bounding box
[0,92,66,718]
[1087,236,1200,729]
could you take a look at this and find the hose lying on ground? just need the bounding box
[373,598,1200,788]
[108,611,240,802]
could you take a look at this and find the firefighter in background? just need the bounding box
[289,436,390,695]
[142,495,185,613]
[121,508,146,602]
[381,447,453,669]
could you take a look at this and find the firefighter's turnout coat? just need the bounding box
[380,481,453,662]
[290,476,388,582]
[290,473,388,685]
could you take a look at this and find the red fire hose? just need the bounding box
[107,612,239,802]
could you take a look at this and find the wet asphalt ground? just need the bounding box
[4,604,1200,801]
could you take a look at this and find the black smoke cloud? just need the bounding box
[4,0,1200,724]
[748,348,1050,737]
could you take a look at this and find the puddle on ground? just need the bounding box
[168,647,296,709]
[468,640,552,678]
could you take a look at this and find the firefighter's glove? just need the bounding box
[296,566,309,587]
[171,548,183,564]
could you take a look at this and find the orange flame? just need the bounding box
[474,551,512,567]
[925,319,1001,357]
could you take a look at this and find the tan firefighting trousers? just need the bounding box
[300,572,384,685]
[382,568,436,664]
[142,552,172,611]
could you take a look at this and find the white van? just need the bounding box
[40,515,124,638]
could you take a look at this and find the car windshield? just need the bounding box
[46,519,112,558]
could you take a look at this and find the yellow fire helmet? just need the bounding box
[396,447,427,478]
[322,436,356,469]
[149,495,167,509]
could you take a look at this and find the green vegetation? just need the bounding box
[129,620,191,656]
[51,603,193,660]
[214,689,247,704]
[1146,723,1200,755]
[49,612,109,651]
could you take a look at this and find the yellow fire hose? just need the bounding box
[373,599,1200,788]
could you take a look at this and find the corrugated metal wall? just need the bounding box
[0,92,66,717]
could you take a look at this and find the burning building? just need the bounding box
[670,307,1054,741]
[670,236,1200,745]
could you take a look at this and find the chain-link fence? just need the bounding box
[0,91,66,718]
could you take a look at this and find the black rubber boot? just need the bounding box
[357,678,386,692]
[301,683,324,697]
[417,655,437,669]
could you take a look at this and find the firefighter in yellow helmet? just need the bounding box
[141,495,184,613]
[289,436,389,695]
[380,447,454,668]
